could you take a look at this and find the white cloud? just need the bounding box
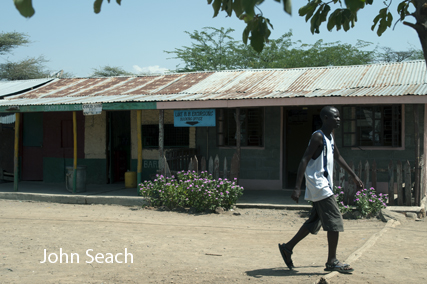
[133,65,169,75]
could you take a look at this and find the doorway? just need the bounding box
[284,107,322,188]
[107,111,131,183]
[22,113,43,181]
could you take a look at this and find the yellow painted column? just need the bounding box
[73,111,77,194]
[13,113,20,192]
[137,110,142,192]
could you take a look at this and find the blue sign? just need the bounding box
[174,109,216,127]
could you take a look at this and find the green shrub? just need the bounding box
[333,186,351,215]
[139,170,244,212]
[354,187,388,217]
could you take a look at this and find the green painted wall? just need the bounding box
[196,106,281,180]
[43,157,107,184]
[131,159,159,182]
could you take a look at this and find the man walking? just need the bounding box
[279,106,363,274]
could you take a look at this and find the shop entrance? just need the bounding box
[284,107,322,188]
[107,111,131,184]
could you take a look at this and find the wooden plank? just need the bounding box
[208,156,213,176]
[396,160,403,206]
[137,110,142,185]
[364,160,370,189]
[214,155,220,180]
[158,110,165,175]
[223,157,228,179]
[388,160,394,206]
[235,108,241,184]
[230,153,239,181]
[358,161,362,186]
[404,160,412,206]
[193,155,198,174]
[339,166,345,189]
[201,156,206,172]
[420,156,425,201]
[346,162,356,205]
[164,156,171,178]
[188,157,193,172]
[413,104,420,206]
[333,163,338,186]
[371,160,377,190]
[72,111,77,194]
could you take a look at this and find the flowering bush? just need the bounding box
[333,186,351,215]
[354,187,388,217]
[139,170,244,212]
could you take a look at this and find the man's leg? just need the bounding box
[327,231,339,264]
[286,225,310,251]
[278,224,311,269]
[325,231,354,273]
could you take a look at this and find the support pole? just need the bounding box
[235,108,241,184]
[13,113,20,192]
[137,110,142,189]
[73,111,77,194]
[414,104,420,206]
[159,110,164,176]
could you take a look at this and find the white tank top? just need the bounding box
[304,130,334,202]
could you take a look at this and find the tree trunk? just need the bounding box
[405,1,427,65]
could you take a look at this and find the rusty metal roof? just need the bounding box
[1,60,426,107]
[0,78,54,98]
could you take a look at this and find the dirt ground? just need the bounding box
[0,200,425,284]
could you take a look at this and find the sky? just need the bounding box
[0,0,421,77]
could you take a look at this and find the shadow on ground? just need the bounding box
[246,267,327,278]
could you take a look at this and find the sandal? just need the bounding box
[278,243,294,270]
[324,259,354,274]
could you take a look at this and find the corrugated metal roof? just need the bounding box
[1,60,426,107]
[0,78,54,97]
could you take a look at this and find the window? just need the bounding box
[342,105,402,147]
[142,124,189,148]
[217,108,264,147]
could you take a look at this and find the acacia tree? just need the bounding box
[90,65,134,77]
[166,27,420,72]
[0,31,52,80]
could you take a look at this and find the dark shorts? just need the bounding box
[302,195,344,234]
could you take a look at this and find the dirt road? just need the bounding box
[0,200,425,283]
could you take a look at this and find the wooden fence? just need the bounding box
[160,150,425,207]
[161,152,240,181]
[334,158,426,207]
[164,149,196,172]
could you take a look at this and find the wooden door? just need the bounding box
[21,113,43,180]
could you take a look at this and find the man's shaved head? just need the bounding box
[320,106,338,121]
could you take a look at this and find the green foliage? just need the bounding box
[139,170,244,212]
[0,32,30,55]
[0,56,50,80]
[90,65,134,77]
[0,31,53,80]
[354,187,388,218]
[166,28,386,71]
[13,0,35,18]
[376,46,424,63]
[333,186,351,215]
[94,0,122,14]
